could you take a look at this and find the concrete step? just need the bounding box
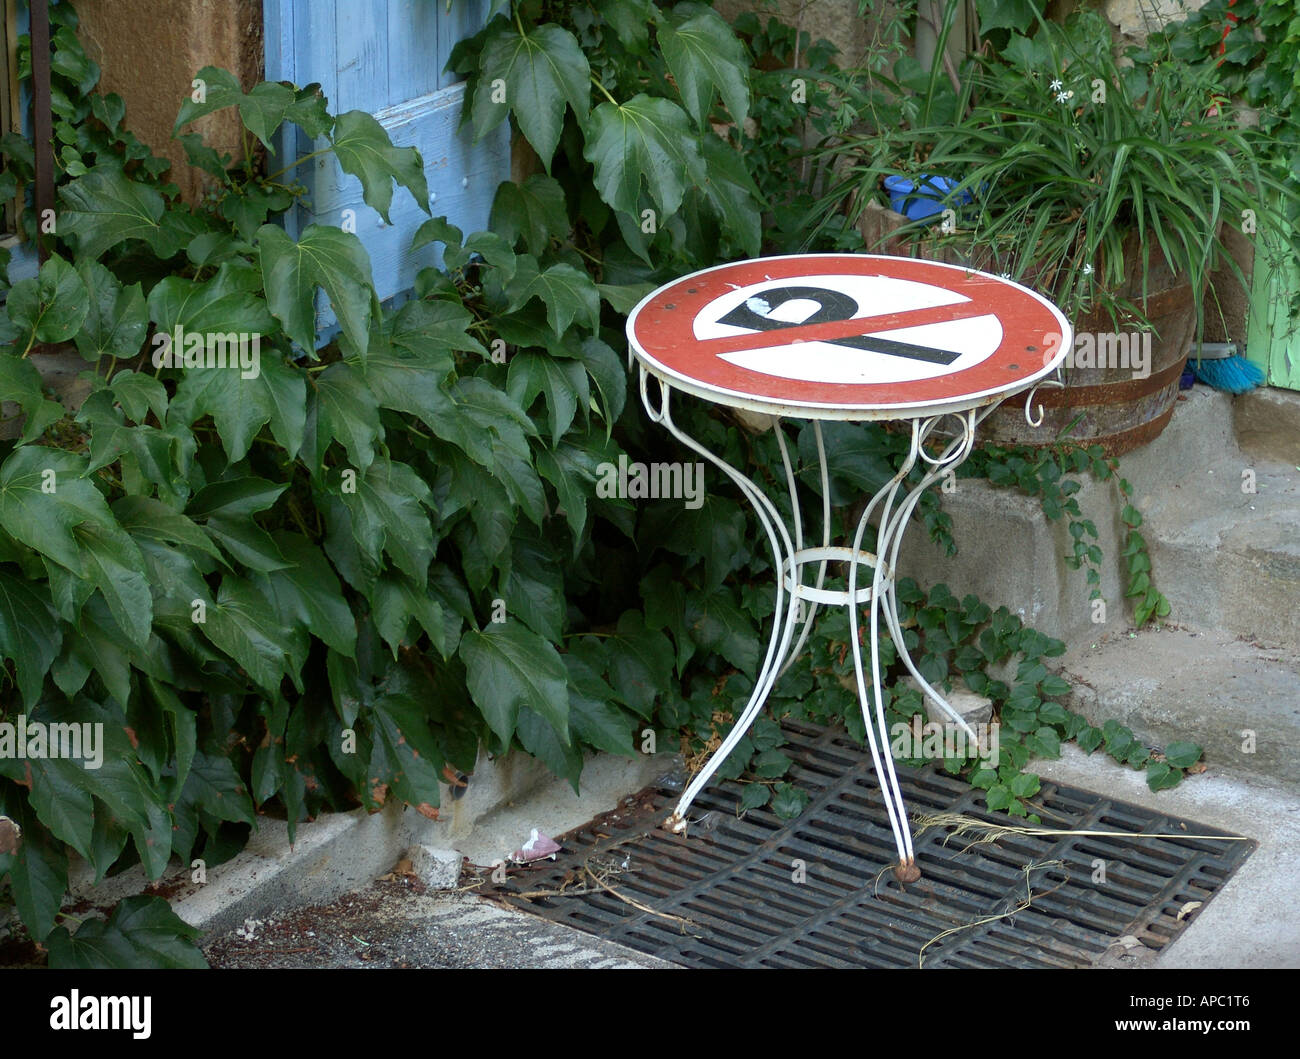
[897,384,1300,794]
[1058,625,1300,788]
[901,385,1300,650]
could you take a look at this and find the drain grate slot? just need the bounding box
[496,721,1254,968]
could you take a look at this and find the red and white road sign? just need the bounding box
[626,255,1072,415]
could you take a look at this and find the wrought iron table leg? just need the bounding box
[642,372,996,882]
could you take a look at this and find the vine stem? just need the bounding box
[265,146,330,183]
[591,75,618,107]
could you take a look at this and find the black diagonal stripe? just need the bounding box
[717,284,962,365]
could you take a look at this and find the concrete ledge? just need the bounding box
[64,746,673,937]
[1234,386,1300,467]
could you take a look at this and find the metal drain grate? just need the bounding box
[496,721,1254,968]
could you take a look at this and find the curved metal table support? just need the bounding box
[644,368,1004,882]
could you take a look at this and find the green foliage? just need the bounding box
[815,4,1300,334]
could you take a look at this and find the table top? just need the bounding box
[626,254,1073,421]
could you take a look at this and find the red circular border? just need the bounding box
[626,255,1070,408]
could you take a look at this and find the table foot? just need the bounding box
[661,812,689,835]
[893,859,922,884]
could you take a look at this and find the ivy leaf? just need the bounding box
[507,351,588,445]
[109,369,168,425]
[372,573,454,659]
[460,622,570,747]
[570,336,626,432]
[596,0,657,54]
[47,895,207,969]
[172,349,306,463]
[473,23,590,168]
[770,783,810,820]
[638,495,746,591]
[256,532,356,658]
[535,431,611,543]
[985,784,1015,812]
[330,109,431,223]
[505,257,600,336]
[517,706,584,789]
[1025,726,1062,760]
[304,362,382,475]
[584,95,704,218]
[146,267,277,342]
[257,223,375,356]
[187,476,290,573]
[1146,760,1182,792]
[0,357,62,445]
[51,598,133,706]
[566,658,637,757]
[112,495,223,563]
[365,666,445,811]
[491,174,569,255]
[202,576,295,693]
[29,756,95,861]
[0,571,62,707]
[500,533,564,641]
[699,134,762,257]
[59,165,184,260]
[388,296,485,363]
[1163,741,1203,769]
[974,0,1041,35]
[605,610,675,718]
[686,588,758,673]
[336,456,435,586]
[660,9,750,129]
[358,299,484,424]
[0,447,118,573]
[1076,724,1104,754]
[0,796,67,942]
[71,519,153,648]
[5,254,89,346]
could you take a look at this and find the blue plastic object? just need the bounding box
[1190,356,1265,394]
[883,174,973,221]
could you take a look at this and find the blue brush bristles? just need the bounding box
[1190,355,1266,394]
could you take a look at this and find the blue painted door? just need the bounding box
[263,0,508,322]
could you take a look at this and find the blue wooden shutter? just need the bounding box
[263,0,508,322]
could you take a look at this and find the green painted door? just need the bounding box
[1246,211,1300,390]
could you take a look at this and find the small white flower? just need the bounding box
[1055,90,1075,103]
[1049,78,1063,92]
[999,272,1012,280]
[1082,263,1094,276]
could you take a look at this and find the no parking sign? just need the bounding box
[627,255,1073,416]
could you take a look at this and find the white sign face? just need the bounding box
[691,273,1004,386]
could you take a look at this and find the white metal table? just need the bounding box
[625,254,1072,882]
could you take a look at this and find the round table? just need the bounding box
[625,254,1073,882]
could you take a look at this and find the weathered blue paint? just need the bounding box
[263,0,509,339]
